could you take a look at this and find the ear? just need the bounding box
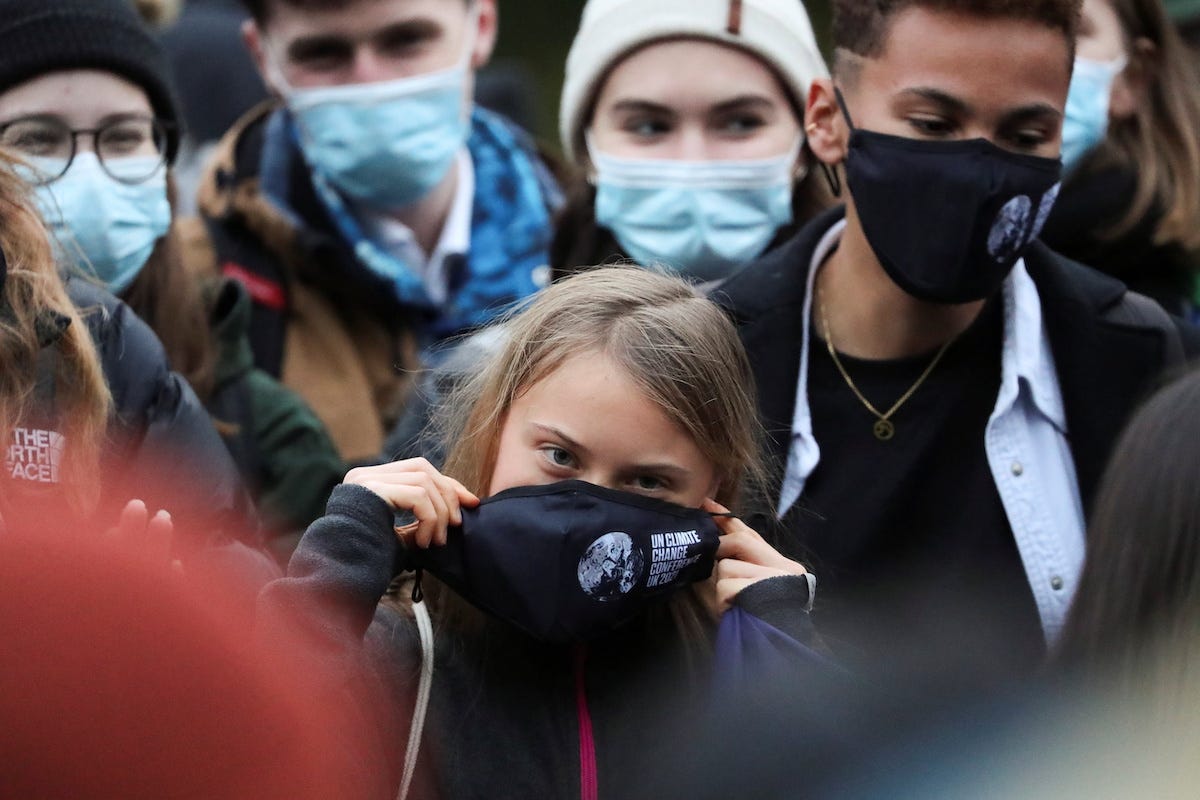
[805,78,849,167]
[470,0,499,70]
[242,20,281,96]
[1109,36,1155,121]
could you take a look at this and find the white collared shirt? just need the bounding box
[781,219,1087,643]
[359,149,474,305]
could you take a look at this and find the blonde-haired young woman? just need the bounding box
[262,267,820,799]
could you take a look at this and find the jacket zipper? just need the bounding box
[574,644,598,800]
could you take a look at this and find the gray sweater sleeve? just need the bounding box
[257,483,421,794]
[732,574,820,646]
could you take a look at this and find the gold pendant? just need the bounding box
[873,419,895,441]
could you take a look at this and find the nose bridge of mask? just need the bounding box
[35,152,110,223]
[586,134,802,190]
[1074,53,1129,84]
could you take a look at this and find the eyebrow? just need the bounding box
[898,88,1061,125]
[998,103,1063,126]
[287,18,440,60]
[608,99,674,117]
[97,111,156,126]
[371,18,441,44]
[896,87,972,116]
[287,34,353,60]
[624,462,691,478]
[710,94,776,114]
[532,423,591,457]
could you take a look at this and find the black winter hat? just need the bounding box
[0,0,183,160]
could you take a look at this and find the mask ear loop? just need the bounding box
[815,88,859,199]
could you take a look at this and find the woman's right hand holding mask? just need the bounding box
[344,458,479,549]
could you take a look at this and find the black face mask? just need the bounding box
[836,90,1062,304]
[407,480,722,642]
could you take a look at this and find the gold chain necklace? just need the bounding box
[818,285,954,441]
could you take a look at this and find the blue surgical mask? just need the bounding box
[275,29,475,211]
[31,153,171,294]
[590,139,801,284]
[1062,55,1127,174]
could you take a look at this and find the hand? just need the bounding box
[698,499,809,619]
[344,458,479,549]
[106,499,180,573]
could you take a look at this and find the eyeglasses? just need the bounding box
[0,114,172,186]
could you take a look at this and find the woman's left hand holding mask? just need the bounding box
[700,499,810,618]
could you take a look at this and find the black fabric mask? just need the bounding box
[837,90,1062,304]
[407,480,722,642]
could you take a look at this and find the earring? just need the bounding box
[805,123,819,135]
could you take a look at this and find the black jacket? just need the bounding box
[1041,159,1198,317]
[716,208,1190,541]
[63,276,254,540]
[260,484,822,800]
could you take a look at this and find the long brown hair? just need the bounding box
[413,267,768,650]
[0,154,110,514]
[121,175,217,402]
[1093,0,1200,250]
[1056,367,1200,694]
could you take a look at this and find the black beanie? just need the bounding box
[0,0,183,160]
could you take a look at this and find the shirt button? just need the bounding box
[1050,576,1064,591]
[1011,462,1024,477]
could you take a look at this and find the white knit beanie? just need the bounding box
[559,0,829,163]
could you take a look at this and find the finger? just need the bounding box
[717,577,759,611]
[108,499,148,543]
[416,474,451,548]
[143,510,174,565]
[715,558,789,582]
[703,498,759,539]
[451,477,481,508]
[406,460,479,524]
[362,483,440,548]
[702,498,730,515]
[394,521,420,546]
[345,457,437,483]
[410,482,440,550]
[716,529,799,572]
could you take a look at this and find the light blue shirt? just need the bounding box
[781,220,1087,643]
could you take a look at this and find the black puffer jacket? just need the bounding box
[19,276,256,541]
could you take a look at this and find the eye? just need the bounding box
[98,121,157,157]
[377,30,431,57]
[629,474,669,493]
[290,42,354,72]
[908,115,956,137]
[540,445,577,470]
[1004,127,1053,152]
[0,120,69,157]
[714,112,767,136]
[621,115,672,140]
